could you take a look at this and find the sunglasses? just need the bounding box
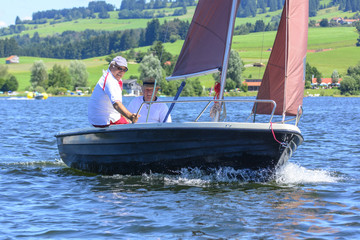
[114,65,128,72]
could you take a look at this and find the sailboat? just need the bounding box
[55,0,308,176]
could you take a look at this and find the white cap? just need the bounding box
[111,56,128,69]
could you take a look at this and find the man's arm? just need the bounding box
[113,101,139,123]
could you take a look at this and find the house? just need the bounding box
[123,79,141,96]
[5,55,19,64]
[244,79,262,91]
[341,19,360,25]
[331,17,359,25]
[311,77,342,87]
[332,17,343,23]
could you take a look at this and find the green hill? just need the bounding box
[3,25,359,91]
[2,2,360,91]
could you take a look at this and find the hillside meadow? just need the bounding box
[2,2,357,39]
[3,25,360,91]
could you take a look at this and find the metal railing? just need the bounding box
[135,99,277,123]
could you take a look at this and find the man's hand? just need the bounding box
[130,113,139,123]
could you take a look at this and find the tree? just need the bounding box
[340,75,358,95]
[138,54,163,82]
[240,82,248,92]
[1,75,18,92]
[190,78,203,96]
[347,64,360,87]
[227,50,245,87]
[15,16,21,25]
[225,78,236,92]
[213,49,244,89]
[316,77,322,85]
[254,20,265,32]
[0,78,5,90]
[305,62,322,87]
[98,9,110,19]
[144,19,160,46]
[30,60,48,89]
[149,41,172,65]
[331,70,340,84]
[347,65,360,77]
[69,60,89,90]
[309,0,320,17]
[48,64,72,89]
[319,18,329,27]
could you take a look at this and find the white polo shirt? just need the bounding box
[88,70,123,126]
[127,96,171,123]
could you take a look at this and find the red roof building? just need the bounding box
[312,77,342,86]
[244,79,262,91]
[5,55,19,64]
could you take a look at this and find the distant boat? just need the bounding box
[27,92,48,100]
[56,0,308,176]
[34,94,44,100]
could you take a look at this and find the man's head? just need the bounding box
[109,56,128,81]
[142,77,159,102]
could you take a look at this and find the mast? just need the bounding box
[282,0,289,122]
[215,0,238,122]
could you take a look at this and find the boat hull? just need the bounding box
[55,122,303,175]
[34,95,44,100]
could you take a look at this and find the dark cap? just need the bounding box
[142,77,157,86]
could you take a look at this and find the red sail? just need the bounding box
[170,0,240,79]
[254,0,309,116]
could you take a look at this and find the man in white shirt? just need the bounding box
[88,56,139,127]
[127,77,171,123]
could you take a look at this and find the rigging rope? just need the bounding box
[270,122,288,147]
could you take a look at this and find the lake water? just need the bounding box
[0,96,359,239]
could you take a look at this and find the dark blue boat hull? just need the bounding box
[55,123,303,175]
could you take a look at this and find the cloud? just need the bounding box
[0,21,8,28]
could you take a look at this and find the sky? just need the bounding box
[0,0,122,28]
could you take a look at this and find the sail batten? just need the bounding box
[254,0,309,117]
[167,0,241,80]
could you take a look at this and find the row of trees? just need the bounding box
[120,0,196,10]
[0,18,190,59]
[29,60,88,95]
[234,19,280,35]
[0,38,18,58]
[32,1,114,21]
[117,6,187,19]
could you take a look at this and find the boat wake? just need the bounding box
[140,163,341,187]
[274,162,341,185]
[1,159,66,167]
